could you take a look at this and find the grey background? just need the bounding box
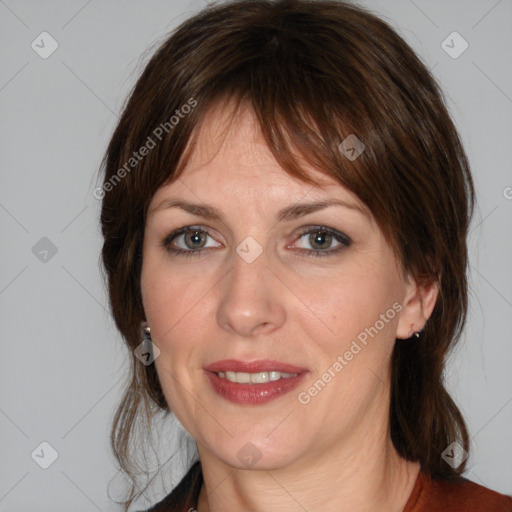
[0,0,511,510]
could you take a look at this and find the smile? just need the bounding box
[203,359,308,404]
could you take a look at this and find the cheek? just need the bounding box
[290,262,402,425]
[141,257,209,426]
[140,253,217,387]
[141,251,210,335]
[295,261,400,345]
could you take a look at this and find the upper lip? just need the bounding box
[204,359,307,374]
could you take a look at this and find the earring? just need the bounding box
[135,322,160,365]
[141,322,151,342]
[409,323,422,338]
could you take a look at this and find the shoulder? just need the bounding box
[430,477,512,510]
[136,461,202,512]
[406,471,512,511]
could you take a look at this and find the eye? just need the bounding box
[162,226,221,257]
[291,226,351,257]
[161,225,351,259]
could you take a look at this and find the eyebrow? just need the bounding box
[150,198,367,222]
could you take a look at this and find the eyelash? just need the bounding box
[161,225,352,259]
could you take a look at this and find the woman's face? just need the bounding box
[141,102,419,471]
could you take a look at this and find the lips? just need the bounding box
[203,359,308,405]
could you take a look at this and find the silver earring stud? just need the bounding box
[409,323,422,339]
[414,327,424,338]
[141,323,151,341]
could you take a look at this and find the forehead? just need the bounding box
[165,100,356,201]
[148,99,376,229]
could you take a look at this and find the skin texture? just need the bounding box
[140,101,438,511]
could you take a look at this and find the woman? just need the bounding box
[99,0,512,510]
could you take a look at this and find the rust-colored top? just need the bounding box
[403,471,512,511]
[143,462,512,511]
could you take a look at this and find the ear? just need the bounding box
[396,276,439,339]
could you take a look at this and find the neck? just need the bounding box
[196,428,420,512]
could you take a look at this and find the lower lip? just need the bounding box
[204,371,307,405]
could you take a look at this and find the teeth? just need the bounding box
[251,372,269,383]
[217,371,298,384]
[236,372,251,383]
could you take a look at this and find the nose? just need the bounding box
[216,247,286,338]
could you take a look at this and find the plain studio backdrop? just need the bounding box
[0,1,511,511]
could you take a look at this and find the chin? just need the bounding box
[197,428,309,472]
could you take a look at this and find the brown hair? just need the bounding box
[99,0,474,508]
